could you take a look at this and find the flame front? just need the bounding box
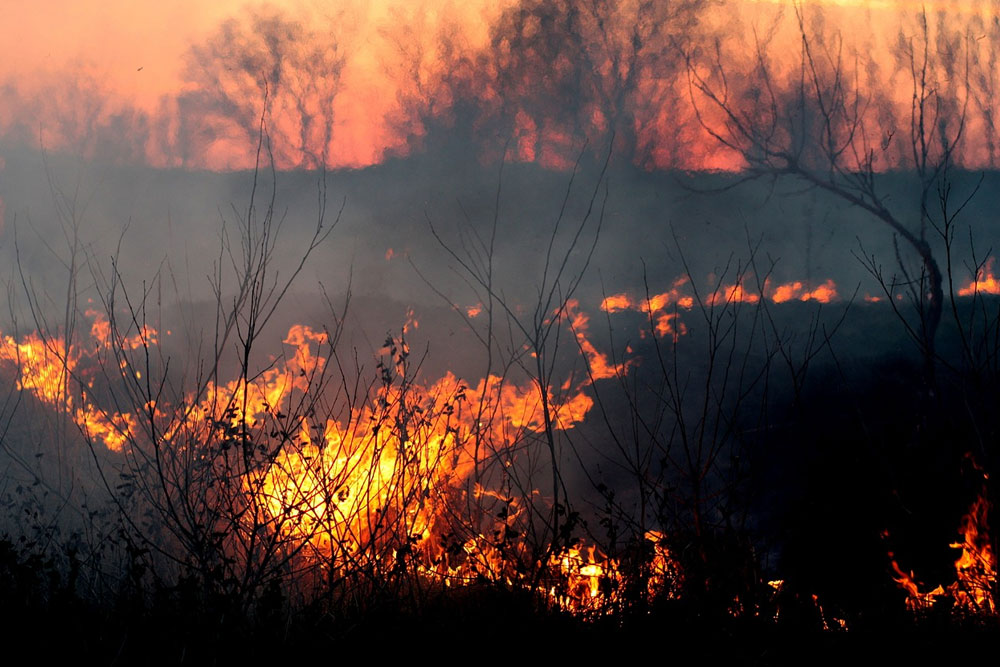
[0,324,140,452]
[0,302,678,615]
[9,282,998,620]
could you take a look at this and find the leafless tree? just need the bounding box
[0,71,151,164]
[487,0,707,166]
[964,0,1000,168]
[389,0,710,167]
[686,4,976,379]
[180,7,349,169]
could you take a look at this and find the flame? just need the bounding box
[0,304,682,613]
[600,293,632,313]
[565,300,625,381]
[547,530,679,614]
[599,274,839,340]
[768,279,838,304]
[245,369,475,560]
[654,313,686,340]
[0,326,142,451]
[891,488,996,616]
[0,332,73,406]
[230,309,675,611]
[958,258,1000,297]
[950,492,996,614]
[705,282,760,306]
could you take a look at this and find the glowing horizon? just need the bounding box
[1,0,996,170]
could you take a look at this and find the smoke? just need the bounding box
[1,2,998,336]
[4,6,1000,634]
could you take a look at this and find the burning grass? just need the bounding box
[892,487,997,617]
[0,300,684,618]
[3,271,1000,627]
[3,287,997,633]
[2,157,1000,659]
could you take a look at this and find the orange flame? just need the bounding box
[600,293,632,313]
[705,282,760,306]
[601,275,839,340]
[0,326,144,451]
[958,258,1000,297]
[768,279,838,304]
[547,530,679,614]
[891,489,996,616]
[0,305,681,613]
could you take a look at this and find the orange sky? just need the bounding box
[0,0,931,109]
[0,0,499,109]
[0,0,242,107]
[0,0,993,169]
[0,0,503,166]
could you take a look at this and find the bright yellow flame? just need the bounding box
[0,304,686,613]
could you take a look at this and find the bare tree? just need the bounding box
[963,0,1000,168]
[686,3,1000,620]
[0,71,151,164]
[51,115,342,617]
[388,0,709,167]
[180,7,349,169]
[686,5,975,379]
[483,0,707,166]
[378,4,479,157]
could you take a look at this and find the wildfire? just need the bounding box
[0,331,72,406]
[15,283,998,621]
[565,300,626,381]
[958,258,1000,297]
[546,531,678,614]
[601,282,693,340]
[241,300,629,599]
[891,488,996,616]
[768,279,838,304]
[0,325,141,452]
[601,275,840,340]
[0,302,681,615]
[599,293,632,313]
[600,277,695,316]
